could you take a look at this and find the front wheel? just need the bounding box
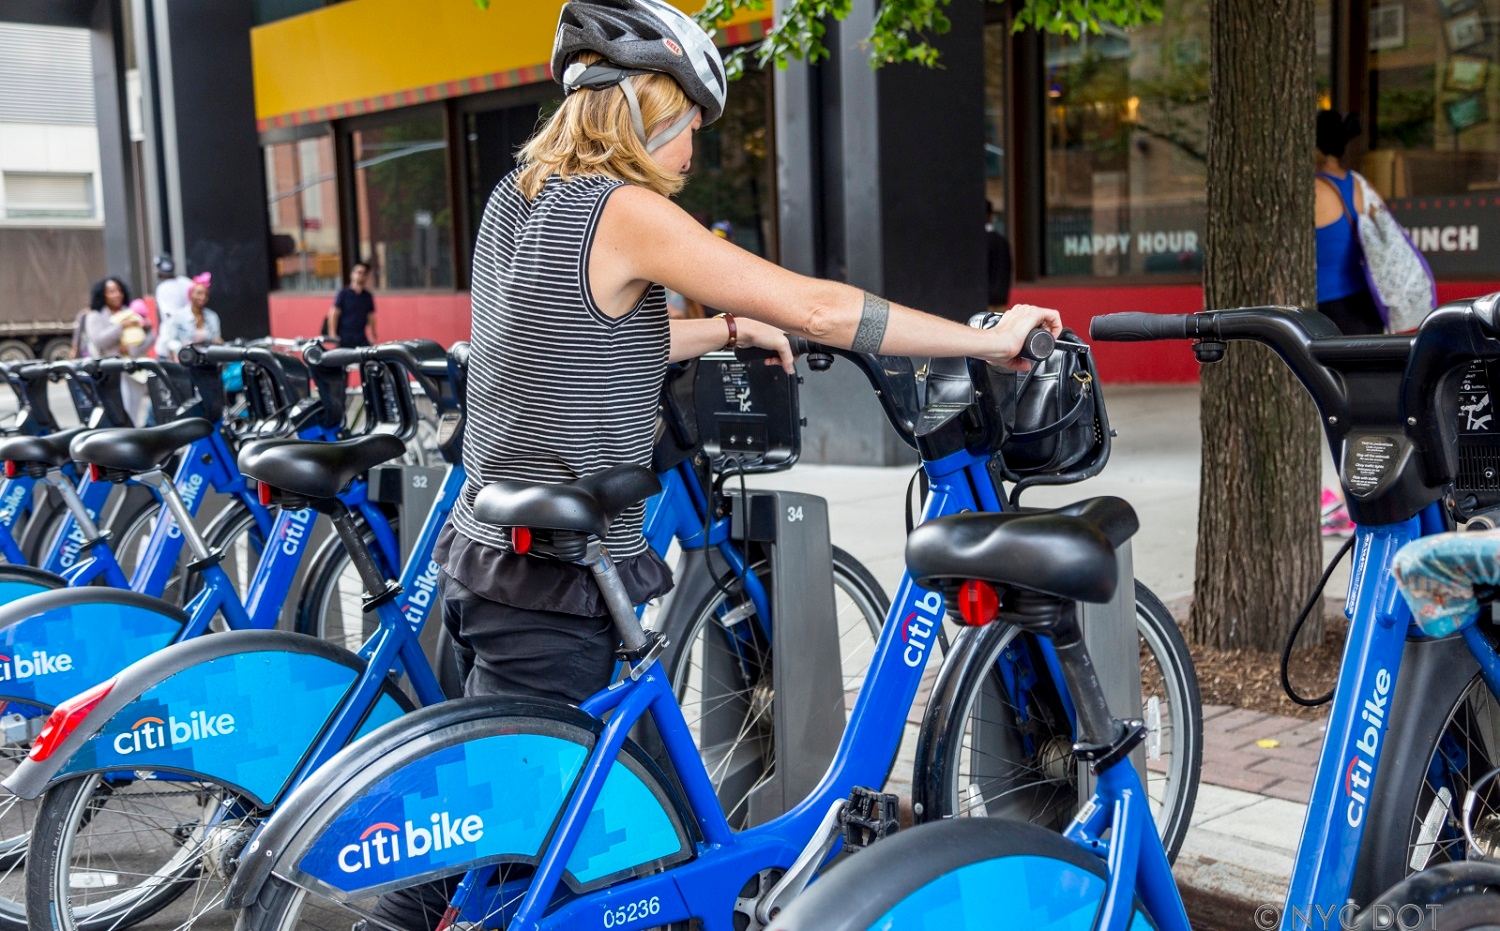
[914,582,1202,863]
[766,817,1162,931]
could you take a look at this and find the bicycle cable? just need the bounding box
[1280,536,1355,707]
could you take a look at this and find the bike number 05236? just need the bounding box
[603,896,661,928]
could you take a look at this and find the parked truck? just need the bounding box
[0,227,104,363]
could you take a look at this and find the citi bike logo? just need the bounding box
[901,591,943,668]
[0,650,73,681]
[337,812,486,874]
[166,473,206,539]
[58,509,99,569]
[112,709,236,756]
[278,508,315,556]
[403,559,441,626]
[0,483,27,526]
[1345,667,1391,828]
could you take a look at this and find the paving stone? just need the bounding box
[1245,755,1317,785]
[1199,767,1282,795]
[1212,708,1274,733]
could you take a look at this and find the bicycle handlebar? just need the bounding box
[302,339,449,405]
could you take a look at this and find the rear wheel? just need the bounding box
[26,771,261,931]
[294,510,400,653]
[664,546,888,827]
[914,583,1201,862]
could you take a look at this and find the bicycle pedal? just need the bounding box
[840,787,899,851]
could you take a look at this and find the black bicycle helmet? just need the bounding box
[552,0,727,152]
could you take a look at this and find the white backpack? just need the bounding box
[1349,172,1436,332]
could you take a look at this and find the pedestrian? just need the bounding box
[360,3,1064,927]
[152,254,192,345]
[1314,110,1384,336]
[156,271,222,358]
[1315,110,1388,535]
[326,260,377,347]
[78,276,152,424]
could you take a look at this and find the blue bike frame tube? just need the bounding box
[1281,513,1426,930]
[284,603,447,800]
[1461,624,1500,701]
[39,471,113,575]
[1063,762,1191,931]
[0,476,33,564]
[395,465,463,630]
[128,435,262,595]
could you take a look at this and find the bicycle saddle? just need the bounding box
[71,419,213,474]
[238,434,405,501]
[0,426,91,468]
[905,496,1138,604]
[473,464,661,538]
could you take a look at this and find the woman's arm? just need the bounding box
[596,187,1060,369]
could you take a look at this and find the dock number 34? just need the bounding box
[786,506,804,522]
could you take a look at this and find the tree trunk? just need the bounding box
[1190,0,1323,651]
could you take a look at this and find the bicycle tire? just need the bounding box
[1412,893,1500,930]
[913,581,1202,863]
[767,817,1161,931]
[293,508,399,653]
[1352,631,1500,904]
[662,546,889,827]
[26,770,260,931]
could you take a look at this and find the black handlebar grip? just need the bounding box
[1018,329,1055,363]
[1090,313,1193,342]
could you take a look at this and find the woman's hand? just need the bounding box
[975,304,1064,371]
[734,317,795,373]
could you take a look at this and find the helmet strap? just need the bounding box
[619,77,699,154]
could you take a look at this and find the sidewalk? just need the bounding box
[757,384,1321,926]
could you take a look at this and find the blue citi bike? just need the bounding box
[779,297,1500,931]
[196,325,1199,931]
[5,340,899,931]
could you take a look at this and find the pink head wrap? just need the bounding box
[192,272,212,290]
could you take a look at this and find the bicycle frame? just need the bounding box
[1278,501,1497,929]
[444,447,1010,931]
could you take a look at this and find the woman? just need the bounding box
[1315,109,1385,336]
[78,276,152,424]
[442,0,1057,701]
[155,271,222,358]
[380,5,1060,923]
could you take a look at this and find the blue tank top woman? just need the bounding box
[1315,171,1384,335]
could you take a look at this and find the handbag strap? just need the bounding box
[1009,371,1094,445]
[1316,174,1357,232]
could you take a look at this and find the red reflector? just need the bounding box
[2,462,14,479]
[30,678,114,762]
[512,527,532,554]
[88,463,102,482]
[257,481,272,506]
[957,580,1000,626]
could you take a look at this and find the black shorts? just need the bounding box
[439,570,619,704]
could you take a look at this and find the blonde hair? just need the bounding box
[517,52,694,199]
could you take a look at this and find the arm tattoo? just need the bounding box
[852,292,890,354]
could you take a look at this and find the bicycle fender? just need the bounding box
[225,696,694,909]
[0,588,186,712]
[2,630,412,805]
[0,563,67,600]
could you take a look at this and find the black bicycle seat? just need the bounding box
[238,434,405,501]
[905,496,1139,604]
[0,427,92,468]
[71,419,212,474]
[473,465,661,538]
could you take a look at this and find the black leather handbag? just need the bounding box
[973,314,1112,496]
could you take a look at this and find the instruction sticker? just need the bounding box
[1345,435,1401,496]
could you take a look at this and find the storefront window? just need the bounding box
[1042,0,1332,278]
[676,65,775,259]
[984,23,1008,238]
[1367,0,1500,277]
[352,114,454,290]
[264,134,342,291]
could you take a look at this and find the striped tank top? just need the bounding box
[450,170,670,558]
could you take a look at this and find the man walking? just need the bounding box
[327,260,377,347]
